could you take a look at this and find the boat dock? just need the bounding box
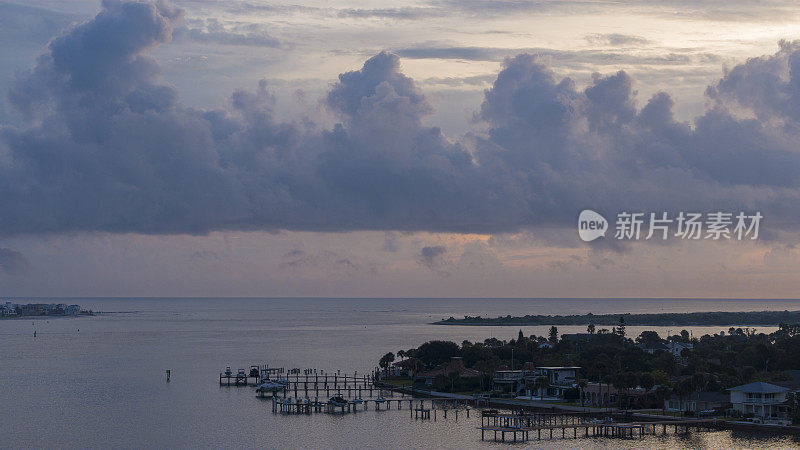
[478,416,721,442]
[258,371,380,398]
[219,365,274,386]
[273,397,411,414]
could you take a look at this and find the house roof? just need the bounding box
[727,382,789,394]
[418,357,481,379]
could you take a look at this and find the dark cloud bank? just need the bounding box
[2,0,800,240]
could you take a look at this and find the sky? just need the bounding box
[1,0,800,298]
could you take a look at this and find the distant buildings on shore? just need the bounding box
[1,302,91,318]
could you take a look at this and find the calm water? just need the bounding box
[2,298,800,448]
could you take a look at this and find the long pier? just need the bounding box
[478,418,721,442]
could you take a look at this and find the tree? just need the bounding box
[617,317,626,338]
[675,378,694,413]
[379,352,395,372]
[650,370,669,386]
[415,341,459,367]
[601,375,614,408]
[636,331,662,347]
[549,326,559,344]
[433,373,449,391]
[639,372,655,391]
[691,372,707,392]
[448,371,460,392]
[535,376,550,400]
[518,329,525,342]
[397,350,406,361]
[578,379,588,407]
[587,323,596,334]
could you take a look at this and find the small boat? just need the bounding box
[353,397,364,404]
[224,366,233,377]
[256,378,288,393]
[375,396,387,403]
[328,396,348,407]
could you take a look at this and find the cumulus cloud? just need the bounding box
[2,0,800,245]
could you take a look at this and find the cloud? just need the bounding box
[279,249,359,274]
[173,19,281,47]
[417,245,449,273]
[393,44,694,65]
[585,33,650,47]
[2,0,800,247]
[0,248,29,275]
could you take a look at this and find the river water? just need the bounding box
[2,297,799,448]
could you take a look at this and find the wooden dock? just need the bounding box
[272,397,413,414]
[219,365,263,386]
[478,418,721,442]
[258,371,387,399]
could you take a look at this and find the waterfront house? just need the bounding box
[492,369,526,394]
[728,382,791,420]
[637,341,668,354]
[665,391,730,413]
[582,382,648,407]
[667,341,693,358]
[527,367,580,399]
[491,365,581,399]
[414,357,481,387]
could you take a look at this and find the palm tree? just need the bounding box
[601,374,614,410]
[578,380,588,407]
[535,376,550,401]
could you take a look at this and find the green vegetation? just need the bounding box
[433,310,800,326]
[384,322,800,421]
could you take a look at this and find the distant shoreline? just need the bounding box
[0,313,95,320]
[433,310,800,326]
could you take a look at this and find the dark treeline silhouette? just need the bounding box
[434,310,800,326]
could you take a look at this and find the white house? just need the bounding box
[534,366,580,398]
[667,341,693,358]
[728,382,790,420]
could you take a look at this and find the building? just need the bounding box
[665,391,730,413]
[414,357,481,387]
[387,361,410,377]
[637,341,668,354]
[528,367,580,399]
[491,365,582,399]
[582,382,648,407]
[492,370,526,393]
[1,302,19,316]
[728,382,791,420]
[667,341,693,358]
